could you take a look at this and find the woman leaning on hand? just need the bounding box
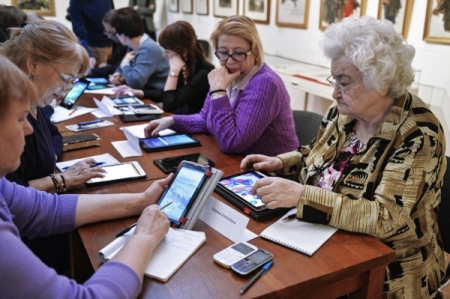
[145,15,299,156]
[241,16,446,299]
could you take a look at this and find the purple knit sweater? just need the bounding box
[171,63,299,156]
[0,178,141,299]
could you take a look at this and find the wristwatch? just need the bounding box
[169,71,178,77]
[210,91,225,99]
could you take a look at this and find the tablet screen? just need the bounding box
[218,172,265,208]
[61,80,89,107]
[86,77,109,84]
[87,84,110,90]
[141,134,197,149]
[112,96,141,105]
[158,165,207,222]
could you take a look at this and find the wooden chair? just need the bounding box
[292,110,323,145]
[438,156,450,298]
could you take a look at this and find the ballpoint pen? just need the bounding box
[62,162,106,171]
[240,261,273,294]
[77,119,105,128]
[68,108,78,116]
[115,201,174,238]
[281,213,297,222]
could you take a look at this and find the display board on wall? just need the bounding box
[423,0,450,44]
[196,0,209,14]
[182,0,193,13]
[214,0,238,17]
[377,0,413,39]
[275,0,309,28]
[169,0,180,12]
[244,0,271,24]
[11,0,55,16]
[319,0,367,31]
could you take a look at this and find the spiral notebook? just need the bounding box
[260,209,338,256]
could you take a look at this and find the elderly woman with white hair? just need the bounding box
[241,16,446,298]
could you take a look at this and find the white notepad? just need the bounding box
[260,209,338,256]
[98,227,206,281]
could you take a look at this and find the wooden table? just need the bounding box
[58,94,395,299]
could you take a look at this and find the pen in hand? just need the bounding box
[240,261,273,294]
[115,201,174,238]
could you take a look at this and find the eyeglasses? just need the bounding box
[50,65,77,90]
[103,30,117,37]
[326,75,363,93]
[214,50,252,62]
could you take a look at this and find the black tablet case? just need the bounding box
[215,184,289,221]
[119,114,160,123]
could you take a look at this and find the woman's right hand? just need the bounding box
[62,158,106,189]
[144,117,174,137]
[240,154,283,172]
[114,85,144,98]
[109,72,125,85]
[134,205,169,243]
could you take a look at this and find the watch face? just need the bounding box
[169,72,178,77]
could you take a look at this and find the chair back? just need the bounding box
[439,156,450,253]
[197,39,210,58]
[292,110,323,145]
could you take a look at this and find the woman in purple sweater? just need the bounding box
[0,54,171,299]
[145,16,299,157]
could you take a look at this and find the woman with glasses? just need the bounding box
[115,21,214,114]
[0,20,106,273]
[145,15,299,156]
[241,16,446,299]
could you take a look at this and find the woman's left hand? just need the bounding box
[142,173,174,205]
[123,51,136,63]
[208,65,241,91]
[253,177,304,209]
[62,158,106,189]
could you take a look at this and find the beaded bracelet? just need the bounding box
[209,89,226,96]
[59,174,67,193]
[49,173,61,193]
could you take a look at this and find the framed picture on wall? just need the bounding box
[11,0,55,17]
[276,0,309,28]
[244,0,270,24]
[196,0,209,15]
[423,0,450,44]
[377,0,413,39]
[169,0,180,12]
[319,0,367,31]
[182,0,194,13]
[214,0,238,17]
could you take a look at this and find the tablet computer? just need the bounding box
[139,134,201,152]
[154,153,215,173]
[86,161,147,185]
[86,77,109,84]
[111,96,143,107]
[86,83,111,90]
[156,161,210,227]
[60,79,90,109]
[118,114,160,123]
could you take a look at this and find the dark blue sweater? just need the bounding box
[69,0,113,55]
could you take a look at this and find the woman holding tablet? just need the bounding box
[145,16,298,156]
[0,53,172,299]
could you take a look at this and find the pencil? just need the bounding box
[68,108,78,116]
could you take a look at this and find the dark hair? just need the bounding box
[111,7,143,38]
[102,9,115,24]
[159,21,208,77]
[0,5,27,42]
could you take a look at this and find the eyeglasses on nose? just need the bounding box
[326,75,363,93]
[214,50,251,62]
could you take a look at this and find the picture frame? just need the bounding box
[196,0,209,15]
[319,0,367,31]
[182,0,194,13]
[11,0,55,17]
[276,0,309,29]
[377,0,413,39]
[169,0,180,12]
[423,0,450,44]
[213,0,238,18]
[244,0,271,24]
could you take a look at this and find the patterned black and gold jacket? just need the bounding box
[278,93,447,298]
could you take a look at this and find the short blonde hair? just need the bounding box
[0,54,38,119]
[210,15,264,66]
[0,20,89,77]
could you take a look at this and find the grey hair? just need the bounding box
[321,15,415,98]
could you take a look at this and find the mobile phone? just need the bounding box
[213,242,258,268]
[153,153,215,173]
[112,96,144,107]
[139,134,201,152]
[129,104,163,115]
[231,249,274,275]
[156,161,210,227]
[86,77,109,84]
[60,79,89,109]
[217,170,268,211]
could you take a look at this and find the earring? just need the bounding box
[28,74,34,81]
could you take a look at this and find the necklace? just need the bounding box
[181,66,188,85]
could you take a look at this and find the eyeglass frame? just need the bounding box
[103,30,117,37]
[49,64,77,90]
[214,50,252,62]
[326,75,363,93]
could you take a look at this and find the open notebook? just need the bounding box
[99,227,206,281]
[260,209,338,256]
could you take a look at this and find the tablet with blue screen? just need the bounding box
[139,134,201,152]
